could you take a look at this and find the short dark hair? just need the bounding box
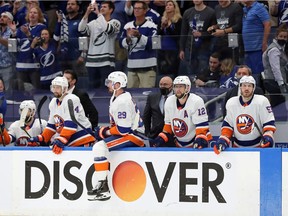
[102,0,115,14]
[135,1,148,10]
[64,69,78,83]
[210,52,221,60]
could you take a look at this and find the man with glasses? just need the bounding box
[120,0,157,88]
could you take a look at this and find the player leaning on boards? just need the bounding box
[214,75,276,154]
[0,100,47,146]
[151,75,213,148]
[29,77,95,154]
[90,71,144,201]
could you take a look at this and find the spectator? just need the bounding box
[120,0,157,88]
[29,76,96,153]
[11,6,46,91]
[270,0,288,25]
[242,0,271,85]
[195,52,221,87]
[89,71,144,201]
[54,0,87,76]
[219,58,237,88]
[207,0,243,64]
[0,77,7,116]
[111,0,134,72]
[78,0,120,88]
[143,0,161,26]
[214,75,276,154]
[12,0,48,28]
[151,75,213,148]
[143,76,174,146]
[30,28,62,90]
[222,65,264,116]
[63,69,99,128]
[0,11,15,91]
[157,0,182,78]
[0,100,47,147]
[262,24,288,108]
[0,0,10,14]
[179,0,216,76]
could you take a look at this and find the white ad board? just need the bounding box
[0,149,260,216]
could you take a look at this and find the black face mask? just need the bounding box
[277,39,287,46]
[160,87,170,96]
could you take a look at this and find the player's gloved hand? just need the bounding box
[214,136,230,155]
[192,134,208,149]
[94,126,110,141]
[150,132,168,147]
[28,135,45,146]
[279,84,288,94]
[51,137,67,155]
[260,134,274,148]
[0,113,5,131]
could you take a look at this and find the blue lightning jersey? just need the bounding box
[32,40,62,85]
[15,23,46,71]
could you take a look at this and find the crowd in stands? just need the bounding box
[0,0,287,107]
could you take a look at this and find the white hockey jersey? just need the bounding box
[109,92,143,132]
[79,14,120,67]
[43,93,95,146]
[8,118,47,146]
[164,93,210,147]
[223,95,276,147]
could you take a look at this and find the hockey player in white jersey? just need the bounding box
[88,71,144,201]
[0,100,47,146]
[214,75,276,154]
[29,77,95,154]
[151,75,212,148]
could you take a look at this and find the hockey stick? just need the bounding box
[67,99,94,137]
[254,122,264,141]
[37,95,48,133]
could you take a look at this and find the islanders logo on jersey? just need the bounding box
[172,118,188,137]
[16,136,29,146]
[236,114,255,134]
[54,114,65,133]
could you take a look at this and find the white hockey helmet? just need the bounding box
[105,71,127,88]
[239,75,256,91]
[173,76,191,93]
[51,76,69,94]
[19,100,36,116]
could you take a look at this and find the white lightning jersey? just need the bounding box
[109,92,143,132]
[45,93,95,146]
[79,15,120,68]
[223,95,276,147]
[164,93,210,147]
[8,118,47,146]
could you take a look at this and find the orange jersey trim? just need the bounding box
[109,126,120,136]
[67,135,95,147]
[42,127,56,143]
[163,124,173,134]
[221,128,233,139]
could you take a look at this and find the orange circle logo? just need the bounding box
[112,161,146,202]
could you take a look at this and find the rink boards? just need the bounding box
[0,147,286,216]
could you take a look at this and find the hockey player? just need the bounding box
[29,77,95,154]
[0,100,47,146]
[89,71,144,201]
[214,75,276,154]
[151,75,212,148]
